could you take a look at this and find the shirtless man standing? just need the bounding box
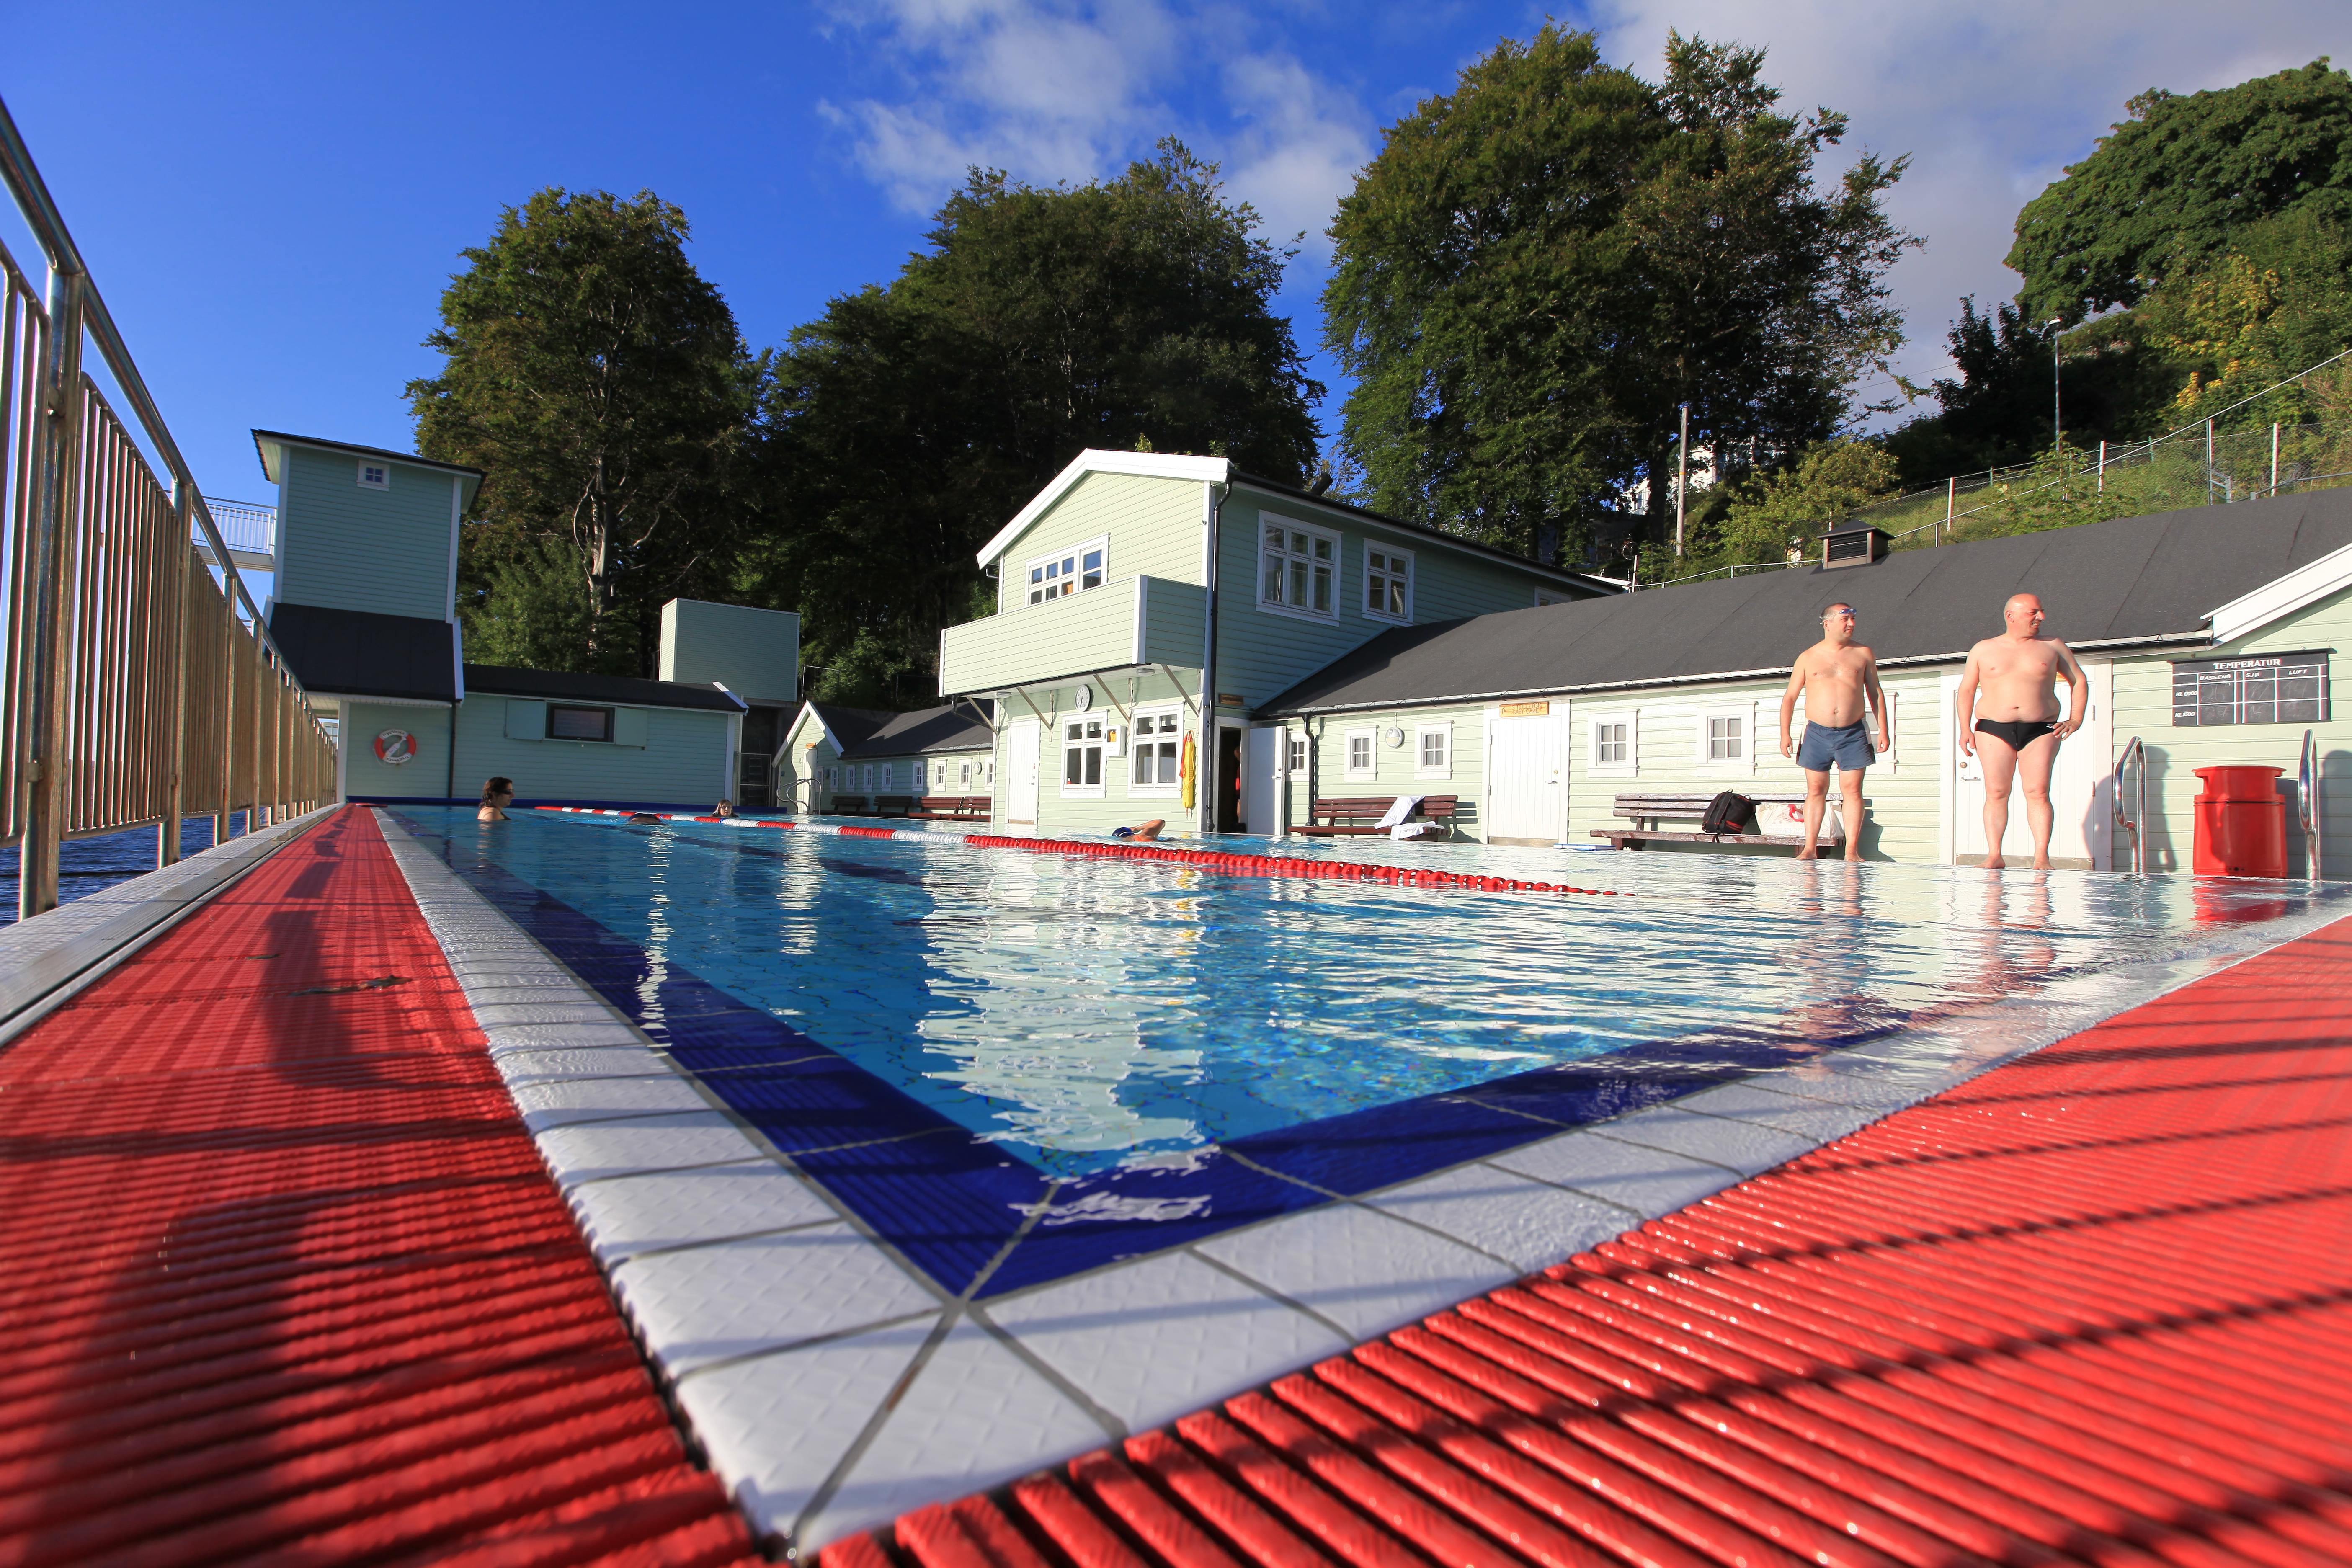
[1779,602,1890,861]
[1955,593,2090,871]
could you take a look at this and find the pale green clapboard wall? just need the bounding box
[1213,488,1568,712]
[453,699,733,807]
[340,702,456,798]
[943,578,1206,694]
[993,472,1205,614]
[2110,590,2352,879]
[275,447,456,622]
[1298,707,1488,839]
[997,666,1205,835]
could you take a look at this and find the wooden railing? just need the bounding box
[1,96,334,919]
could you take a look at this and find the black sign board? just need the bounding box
[2171,651,2329,727]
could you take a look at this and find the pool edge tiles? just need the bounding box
[373,807,2352,1556]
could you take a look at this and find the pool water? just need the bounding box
[391,807,2345,1293]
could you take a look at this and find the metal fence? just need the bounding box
[1,97,334,921]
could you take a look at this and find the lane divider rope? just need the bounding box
[531,808,1622,896]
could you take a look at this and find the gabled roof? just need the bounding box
[253,429,485,509]
[1259,488,2352,716]
[973,449,1617,595]
[266,602,460,705]
[464,664,746,713]
[794,699,995,758]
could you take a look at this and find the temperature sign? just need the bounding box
[2171,652,2329,727]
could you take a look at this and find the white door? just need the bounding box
[1487,707,1568,844]
[1243,726,1284,835]
[1953,661,2113,868]
[1006,720,1041,824]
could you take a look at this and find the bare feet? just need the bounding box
[1795,847,1818,860]
[1982,855,2006,871]
[1844,848,1864,862]
[2032,855,2053,871]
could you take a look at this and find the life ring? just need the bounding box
[374,728,418,766]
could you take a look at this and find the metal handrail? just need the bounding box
[2299,729,2324,883]
[2113,736,2148,875]
[1,93,335,917]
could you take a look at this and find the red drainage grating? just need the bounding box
[826,915,2352,1568]
[0,807,761,1568]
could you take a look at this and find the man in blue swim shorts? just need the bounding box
[1778,603,1891,861]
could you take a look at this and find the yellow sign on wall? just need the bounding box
[1498,701,1551,717]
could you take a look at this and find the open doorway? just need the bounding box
[1216,724,1244,833]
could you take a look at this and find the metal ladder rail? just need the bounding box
[2299,728,2324,883]
[2113,736,2148,874]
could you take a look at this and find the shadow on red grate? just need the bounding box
[825,917,2352,1568]
[0,807,761,1568]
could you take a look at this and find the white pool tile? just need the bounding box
[534,1112,769,1184]
[568,1161,842,1262]
[1195,1202,1518,1342]
[801,1314,1111,1551]
[479,1021,648,1055]
[1366,1162,1636,1273]
[1666,1082,1884,1146]
[1490,1130,1744,1219]
[1751,1049,1971,1109]
[615,1225,939,1374]
[1596,1102,1820,1177]
[465,998,630,1029]
[507,1072,714,1131]
[493,1045,671,1085]
[982,1251,1349,1434]
[673,1315,939,1548]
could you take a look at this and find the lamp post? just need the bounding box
[1674,401,1689,558]
[2045,317,2064,456]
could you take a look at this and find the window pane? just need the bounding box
[1313,564,1331,613]
[1386,579,1404,616]
[1084,749,1101,785]
[1030,567,1043,583]
[1314,537,1331,560]
[1289,561,1306,605]
[1066,749,1083,784]
[1367,578,1381,611]
[1068,722,1084,740]
[1290,531,1308,553]
[547,705,610,741]
[1264,558,1283,598]
[1265,523,1282,544]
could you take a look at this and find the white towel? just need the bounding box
[1375,794,1423,830]
[1391,821,1438,840]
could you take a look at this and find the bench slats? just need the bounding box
[1296,795,1458,837]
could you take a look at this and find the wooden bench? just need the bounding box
[829,795,869,815]
[1593,792,1839,851]
[1295,795,1460,838]
[910,794,992,821]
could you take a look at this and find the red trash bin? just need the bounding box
[2192,765,2286,878]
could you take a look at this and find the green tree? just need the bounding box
[1679,439,1900,575]
[2009,59,2352,325]
[1322,26,1915,563]
[2136,209,2352,421]
[410,188,764,676]
[751,141,1320,688]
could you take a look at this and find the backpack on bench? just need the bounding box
[1701,791,1757,834]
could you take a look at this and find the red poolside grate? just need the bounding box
[827,915,2352,1568]
[0,807,760,1568]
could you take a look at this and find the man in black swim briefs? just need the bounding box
[1955,593,2089,871]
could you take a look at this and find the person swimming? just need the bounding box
[1110,819,1166,841]
[478,777,514,822]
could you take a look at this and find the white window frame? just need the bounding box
[1695,703,1756,777]
[1587,712,1637,779]
[1257,513,1341,623]
[1285,732,1308,777]
[1414,722,1451,779]
[1343,727,1376,781]
[1060,714,1107,797]
[1025,535,1110,606]
[1127,705,1185,797]
[357,460,389,490]
[1364,543,1414,624]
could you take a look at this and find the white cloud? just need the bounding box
[819,0,1371,259]
[1585,0,2349,409]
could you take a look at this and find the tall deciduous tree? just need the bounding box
[410,188,763,676]
[2009,60,2352,326]
[1322,26,1914,562]
[747,141,1320,682]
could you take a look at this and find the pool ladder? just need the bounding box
[2113,737,2148,874]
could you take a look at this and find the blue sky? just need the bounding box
[5,1,2343,508]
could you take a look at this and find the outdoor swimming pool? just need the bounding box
[390,805,2347,1297]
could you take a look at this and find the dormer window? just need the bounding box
[1027,537,1108,604]
[358,462,389,490]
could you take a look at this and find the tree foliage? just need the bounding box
[409,188,764,677]
[1677,440,1900,576]
[2009,59,2352,325]
[749,142,1321,677]
[1322,26,1915,564]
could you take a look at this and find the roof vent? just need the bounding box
[1822,525,1891,570]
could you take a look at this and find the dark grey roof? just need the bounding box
[1232,473,1622,597]
[267,602,458,704]
[1260,488,2352,715]
[464,664,746,712]
[836,700,996,758]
